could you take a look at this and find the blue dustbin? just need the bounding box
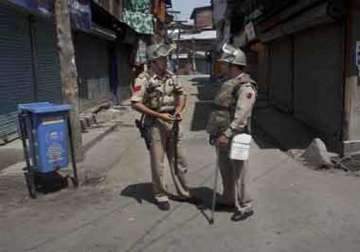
[18,102,78,198]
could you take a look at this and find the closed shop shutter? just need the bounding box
[293,23,343,148]
[33,16,62,103]
[116,44,132,101]
[74,33,110,111]
[0,3,34,140]
[268,36,293,112]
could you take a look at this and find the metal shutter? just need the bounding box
[0,3,34,140]
[293,23,344,148]
[268,36,293,113]
[33,16,62,103]
[74,33,110,111]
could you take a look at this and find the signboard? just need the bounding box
[8,0,92,31]
[8,0,52,15]
[69,0,92,31]
[245,21,256,42]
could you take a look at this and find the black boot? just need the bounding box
[231,208,254,222]
[157,201,170,211]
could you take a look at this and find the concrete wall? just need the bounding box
[195,9,213,30]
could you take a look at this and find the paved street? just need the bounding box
[1,76,360,252]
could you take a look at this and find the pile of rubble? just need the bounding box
[290,138,360,174]
[79,102,129,132]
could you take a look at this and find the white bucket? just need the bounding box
[230,134,252,160]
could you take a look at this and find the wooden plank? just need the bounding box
[257,0,325,32]
[259,3,333,42]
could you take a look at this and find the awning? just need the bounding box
[171,54,189,60]
[175,30,217,41]
[89,24,117,41]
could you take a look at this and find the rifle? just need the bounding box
[135,114,151,150]
[172,118,180,175]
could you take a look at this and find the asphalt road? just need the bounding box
[1,75,360,252]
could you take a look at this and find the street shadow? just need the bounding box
[189,186,233,224]
[251,120,279,150]
[190,76,220,101]
[0,148,24,171]
[121,183,157,205]
[191,186,232,213]
[34,172,69,194]
[191,186,216,209]
[189,76,221,132]
[252,105,317,151]
[190,103,212,131]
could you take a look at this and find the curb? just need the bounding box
[0,123,120,173]
[83,123,119,153]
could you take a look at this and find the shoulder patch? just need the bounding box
[138,71,150,80]
[133,85,142,92]
[242,82,257,91]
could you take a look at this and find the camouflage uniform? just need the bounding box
[207,73,257,210]
[131,71,191,203]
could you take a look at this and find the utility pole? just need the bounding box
[192,38,197,73]
[54,0,83,161]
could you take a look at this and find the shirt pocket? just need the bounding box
[206,110,231,135]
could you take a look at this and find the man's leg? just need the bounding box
[216,147,235,206]
[233,160,252,208]
[231,160,254,220]
[149,125,169,208]
[167,126,191,199]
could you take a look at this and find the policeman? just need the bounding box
[131,43,194,211]
[207,44,257,221]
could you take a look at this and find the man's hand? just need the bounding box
[158,113,175,122]
[175,111,183,121]
[216,135,230,147]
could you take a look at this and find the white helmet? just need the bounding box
[218,43,247,66]
[147,43,176,61]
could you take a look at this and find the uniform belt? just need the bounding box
[212,104,230,111]
[159,109,176,114]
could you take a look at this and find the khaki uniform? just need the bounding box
[131,71,190,203]
[207,73,256,209]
